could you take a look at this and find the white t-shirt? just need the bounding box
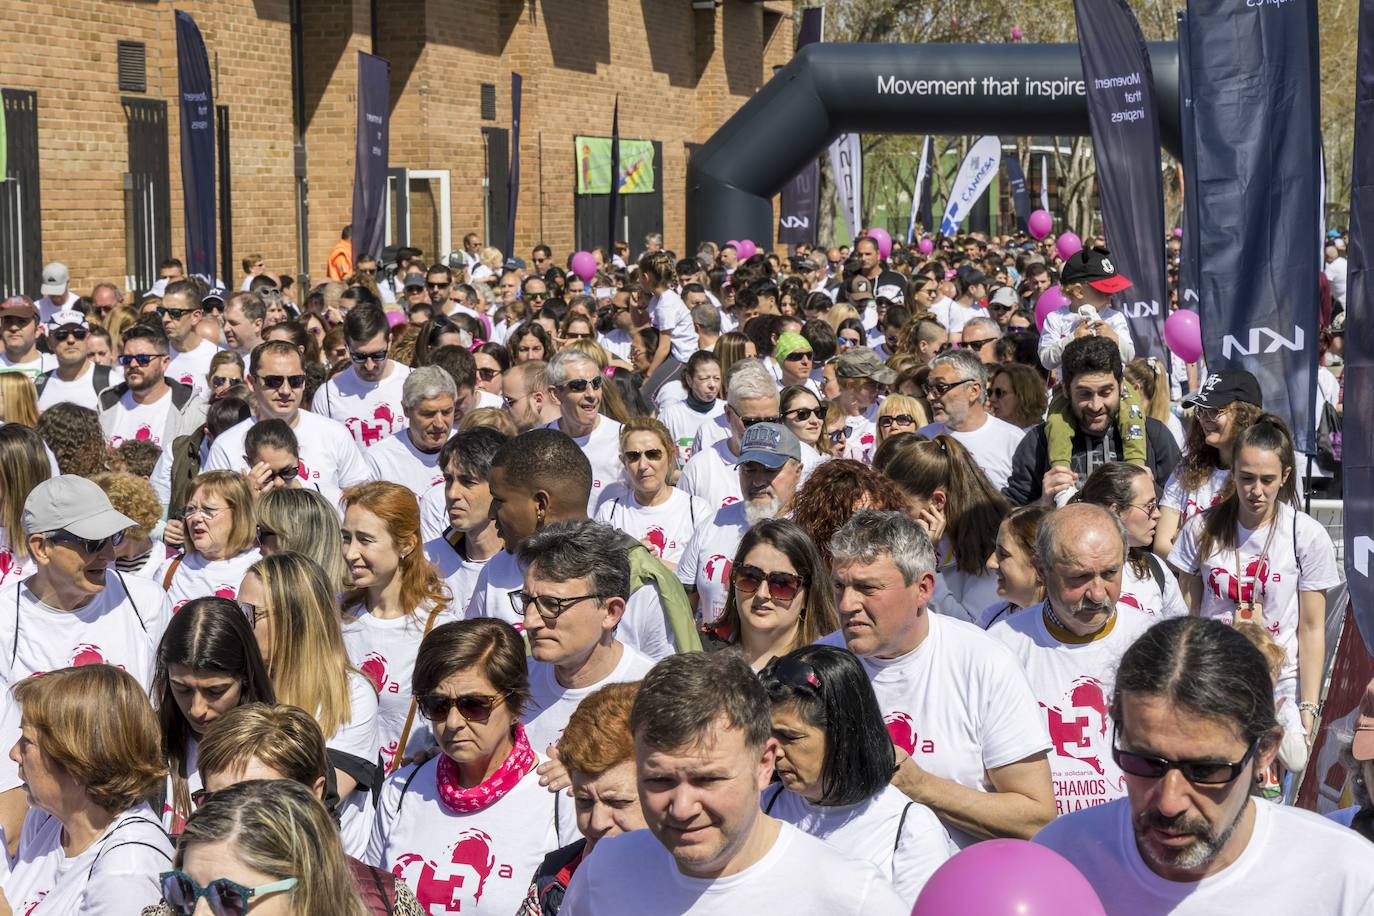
[595,488,712,568]
[35,295,78,325]
[419,486,448,544]
[333,669,382,858]
[1169,503,1340,697]
[160,548,262,615]
[1038,304,1136,369]
[368,755,559,916]
[561,820,907,916]
[658,400,725,466]
[1119,554,1189,619]
[425,532,490,613]
[205,410,372,508]
[676,501,751,624]
[654,379,688,410]
[929,296,984,335]
[843,403,880,464]
[1034,797,1374,915]
[166,338,222,401]
[37,362,122,413]
[522,643,655,756]
[599,328,634,362]
[365,429,445,501]
[4,804,172,916]
[677,438,747,510]
[542,416,625,513]
[649,288,698,363]
[917,415,1026,491]
[0,528,35,591]
[818,613,1052,847]
[762,784,954,908]
[343,605,462,771]
[106,388,174,448]
[311,362,412,449]
[988,604,1156,815]
[0,352,56,380]
[1160,466,1230,529]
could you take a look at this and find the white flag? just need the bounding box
[1040,155,1050,212]
[939,135,1001,237]
[907,137,931,243]
[828,133,863,240]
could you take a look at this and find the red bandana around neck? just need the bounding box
[435,724,536,814]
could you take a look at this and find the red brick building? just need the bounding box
[0,0,793,297]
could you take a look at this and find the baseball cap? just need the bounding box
[1354,679,1374,761]
[988,287,1020,311]
[835,347,896,385]
[790,256,820,273]
[1182,369,1263,411]
[40,262,69,297]
[737,422,802,469]
[773,331,813,364]
[1060,246,1133,294]
[402,272,428,291]
[844,275,876,304]
[23,475,134,540]
[203,287,227,308]
[0,297,38,321]
[46,309,88,332]
[504,257,527,272]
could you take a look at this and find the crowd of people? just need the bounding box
[0,222,1363,915]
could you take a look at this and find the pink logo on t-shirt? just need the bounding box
[20,892,46,916]
[721,495,740,507]
[886,711,918,755]
[71,643,106,667]
[704,555,732,583]
[394,828,497,910]
[1207,557,1270,604]
[297,458,315,481]
[347,404,401,448]
[135,424,153,441]
[214,585,237,600]
[179,374,195,386]
[1043,676,1111,777]
[360,652,389,693]
[1118,592,1148,616]
[644,526,668,557]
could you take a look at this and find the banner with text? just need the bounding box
[939,135,1001,237]
[1002,155,1031,232]
[1187,0,1322,452]
[778,6,823,248]
[175,11,216,283]
[828,133,863,240]
[1074,0,1168,359]
[908,137,933,242]
[351,52,389,264]
[576,136,655,196]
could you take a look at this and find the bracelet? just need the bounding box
[1298,701,1319,713]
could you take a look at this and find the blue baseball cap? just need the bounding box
[738,422,802,469]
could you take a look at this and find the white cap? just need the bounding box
[45,309,88,332]
[40,263,69,298]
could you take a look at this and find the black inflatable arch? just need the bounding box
[686,41,1181,249]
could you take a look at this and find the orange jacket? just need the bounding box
[327,238,353,282]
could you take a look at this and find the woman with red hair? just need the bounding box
[789,459,905,567]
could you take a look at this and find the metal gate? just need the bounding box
[122,97,171,294]
[0,90,42,299]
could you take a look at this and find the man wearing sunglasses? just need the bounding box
[99,325,206,450]
[957,315,1003,367]
[502,360,561,432]
[312,304,411,450]
[0,475,172,846]
[918,349,1026,490]
[0,297,55,379]
[35,309,116,412]
[1035,617,1374,911]
[160,280,221,400]
[988,504,1155,813]
[542,350,623,512]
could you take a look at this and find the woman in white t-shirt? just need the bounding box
[0,425,51,589]
[779,384,826,452]
[1169,416,1341,739]
[239,552,379,857]
[151,597,274,836]
[595,418,710,571]
[657,351,725,465]
[6,665,174,915]
[162,471,262,613]
[340,481,456,773]
[760,646,954,908]
[980,505,1048,629]
[254,487,351,591]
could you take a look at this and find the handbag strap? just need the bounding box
[388,603,445,774]
[161,555,184,592]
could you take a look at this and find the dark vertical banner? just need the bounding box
[506,72,522,261]
[607,96,620,254]
[1176,12,1202,312]
[918,137,935,234]
[351,52,389,264]
[1073,0,1168,359]
[777,6,823,248]
[1186,0,1322,453]
[175,11,216,283]
[1344,0,1374,654]
[1002,155,1031,232]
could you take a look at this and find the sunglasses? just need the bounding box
[732,563,806,602]
[254,373,306,390]
[266,463,299,482]
[558,376,603,393]
[526,291,549,301]
[118,353,163,367]
[737,411,783,429]
[960,337,997,351]
[51,327,88,342]
[838,336,862,347]
[623,448,665,463]
[211,375,240,389]
[161,870,298,916]
[563,331,594,340]
[349,349,389,365]
[238,600,267,629]
[46,530,125,554]
[783,406,825,422]
[923,378,974,398]
[1111,727,1260,785]
[784,350,813,362]
[156,306,194,320]
[509,590,603,620]
[255,525,278,548]
[427,281,451,290]
[476,367,502,382]
[827,428,848,444]
[763,654,822,690]
[878,414,917,429]
[416,691,509,723]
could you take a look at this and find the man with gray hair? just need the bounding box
[988,502,1154,814]
[543,349,624,512]
[822,509,1054,847]
[917,347,1026,489]
[958,315,1003,367]
[364,365,456,501]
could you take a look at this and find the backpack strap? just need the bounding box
[894,801,915,853]
[92,363,112,394]
[33,371,48,397]
[1145,552,1167,594]
[395,760,428,816]
[389,604,447,775]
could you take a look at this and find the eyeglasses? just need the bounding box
[563,331,594,340]
[961,337,997,351]
[827,428,848,444]
[526,291,549,301]
[254,373,306,390]
[989,386,1012,399]
[735,410,783,428]
[255,525,278,548]
[156,306,193,320]
[427,281,451,290]
[180,504,225,522]
[623,448,665,463]
[1127,499,1160,515]
[509,589,604,620]
[210,375,240,389]
[1194,405,1223,422]
[1111,726,1260,785]
[51,327,88,342]
[349,348,389,364]
[923,378,974,398]
[46,530,124,554]
[784,350,813,362]
[161,870,299,916]
[783,405,825,423]
[732,564,806,602]
[558,376,603,393]
[762,655,822,690]
[416,691,509,723]
[118,353,164,367]
[476,367,502,382]
[878,414,917,429]
[838,336,862,347]
[265,463,299,483]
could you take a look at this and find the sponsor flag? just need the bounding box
[939,135,1001,237]
[828,133,862,241]
[351,52,390,264]
[907,137,933,242]
[1177,12,1202,312]
[778,6,824,248]
[1040,155,1050,212]
[507,72,522,261]
[1002,155,1031,232]
[175,11,216,283]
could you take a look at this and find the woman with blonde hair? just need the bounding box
[0,424,50,587]
[825,302,862,333]
[161,470,260,612]
[0,373,38,426]
[459,405,519,437]
[713,330,756,379]
[239,552,378,857]
[340,481,455,773]
[254,487,350,590]
[874,393,928,448]
[1125,356,1184,447]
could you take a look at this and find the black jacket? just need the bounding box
[1003,415,1181,506]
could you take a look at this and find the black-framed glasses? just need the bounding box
[783,405,826,423]
[784,350,813,363]
[118,353,164,367]
[732,564,806,602]
[416,691,509,724]
[558,376,603,393]
[623,448,665,463]
[878,414,917,429]
[735,409,783,429]
[762,654,822,691]
[1111,725,1260,785]
[161,870,298,916]
[51,327,88,342]
[156,306,193,320]
[923,378,974,398]
[46,530,124,554]
[349,348,389,364]
[827,428,848,444]
[960,337,997,351]
[562,330,594,341]
[427,281,451,290]
[254,373,305,390]
[266,463,299,483]
[509,589,604,620]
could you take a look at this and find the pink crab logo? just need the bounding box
[394,828,497,911]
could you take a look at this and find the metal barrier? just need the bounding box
[1309,499,1345,568]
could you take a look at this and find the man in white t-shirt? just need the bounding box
[313,304,411,449]
[424,428,509,607]
[364,366,454,502]
[989,504,1155,815]
[918,348,1027,490]
[822,510,1055,846]
[221,291,265,357]
[1034,616,1374,913]
[561,652,907,915]
[0,297,56,379]
[98,324,207,449]
[160,280,221,400]
[502,360,561,432]
[541,350,623,511]
[35,310,120,413]
[35,262,80,324]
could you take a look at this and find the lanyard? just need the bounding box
[1235,510,1281,600]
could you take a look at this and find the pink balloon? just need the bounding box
[1035,285,1069,331]
[1164,308,1203,363]
[917,237,934,256]
[725,240,741,251]
[1056,231,1083,261]
[1173,227,1184,238]
[864,227,893,260]
[737,239,758,260]
[1027,209,1053,240]
[569,251,597,284]
[913,839,1106,916]
[1011,26,1023,40]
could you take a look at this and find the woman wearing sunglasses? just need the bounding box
[161,471,261,613]
[835,318,866,351]
[205,350,246,402]
[874,394,928,450]
[238,552,378,857]
[473,343,509,396]
[243,418,307,495]
[152,597,275,834]
[595,418,710,572]
[761,646,953,908]
[369,619,558,915]
[701,519,839,670]
[779,384,826,452]
[5,664,173,915]
[254,487,350,590]
[822,402,849,459]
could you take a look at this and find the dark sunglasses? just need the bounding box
[623,448,665,463]
[118,353,163,367]
[416,691,509,723]
[827,428,848,444]
[156,306,194,320]
[784,350,813,362]
[783,405,825,422]
[254,373,306,390]
[733,564,806,602]
[267,463,299,482]
[923,378,974,398]
[210,375,240,389]
[238,600,267,629]
[878,414,917,429]
[46,530,124,554]
[51,327,88,342]
[763,654,822,690]
[526,291,549,301]
[563,331,594,340]
[349,348,389,364]
[160,870,298,916]
[476,367,502,382]
[1111,726,1260,785]
[558,376,603,393]
[738,411,783,429]
[427,281,451,290]
[960,337,997,351]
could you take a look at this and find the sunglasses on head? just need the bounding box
[559,376,603,393]
[416,691,508,723]
[118,353,162,367]
[1111,725,1260,785]
[733,563,806,602]
[46,530,124,554]
[623,447,665,463]
[254,373,306,390]
[763,654,823,691]
[51,327,88,342]
[160,870,298,916]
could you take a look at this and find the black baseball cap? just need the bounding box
[1183,369,1263,411]
[1060,246,1133,294]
